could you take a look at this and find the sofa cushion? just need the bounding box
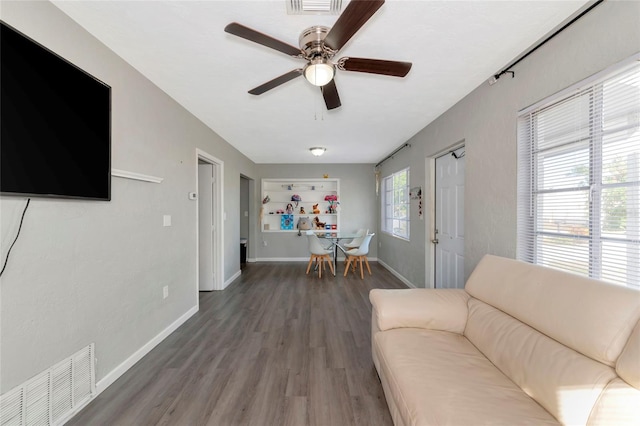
[464,298,617,425]
[370,288,469,333]
[587,378,640,424]
[465,255,640,367]
[616,319,640,389]
[373,328,559,425]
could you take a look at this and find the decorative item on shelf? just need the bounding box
[325,224,331,230]
[276,209,285,214]
[312,203,320,214]
[281,214,294,230]
[299,206,306,214]
[331,224,337,230]
[324,194,339,214]
[291,194,302,206]
[298,216,312,230]
[313,216,325,229]
[323,174,329,179]
[260,195,270,225]
[286,203,294,214]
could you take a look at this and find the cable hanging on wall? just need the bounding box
[0,198,31,278]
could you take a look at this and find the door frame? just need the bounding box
[426,140,465,289]
[195,149,224,296]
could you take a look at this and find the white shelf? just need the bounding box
[262,178,340,233]
[112,168,163,183]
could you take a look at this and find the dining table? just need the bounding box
[318,232,359,275]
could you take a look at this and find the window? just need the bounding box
[382,168,410,240]
[517,59,640,288]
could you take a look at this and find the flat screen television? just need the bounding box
[1,21,111,201]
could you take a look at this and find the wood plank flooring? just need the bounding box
[68,261,407,425]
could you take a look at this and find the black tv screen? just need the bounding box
[1,21,111,200]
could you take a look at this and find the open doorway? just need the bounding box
[240,175,250,269]
[196,149,224,291]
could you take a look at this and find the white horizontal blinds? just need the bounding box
[518,61,640,288]
[383,174,393,234]
[382,168,410,239]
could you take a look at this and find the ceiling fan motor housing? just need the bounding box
[299,26,333,58]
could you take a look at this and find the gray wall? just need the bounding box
[377,0,640,288]
[255,164,377,260]
[0,1,257,392]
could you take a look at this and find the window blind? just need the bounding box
[382,168,410,240]
[517,59,640,288]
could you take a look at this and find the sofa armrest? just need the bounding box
[369,288,470,334]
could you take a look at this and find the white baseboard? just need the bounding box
[94,305,199,395]
[254,257,379,263]
[224,269,242,288]
[247,258,257,263]
[255,257,309,262]
[377,259,416,288]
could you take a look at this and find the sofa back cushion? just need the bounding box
[464,255,640,367]
[465,298,617,425]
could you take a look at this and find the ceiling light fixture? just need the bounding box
[304,58,335,87]
[309,147,326,156]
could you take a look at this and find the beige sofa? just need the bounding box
[370,255,640,425]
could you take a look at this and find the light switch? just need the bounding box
[244,211,249,217]
[163,215,172,227]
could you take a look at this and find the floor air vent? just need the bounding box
[0,344,95,426]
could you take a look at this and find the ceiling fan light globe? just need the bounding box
[309,147,326,156]
[304,61,335,86]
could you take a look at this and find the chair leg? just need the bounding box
[318,256,323,278]
[306,255,315,275]
[359,256,364,279]
[326,255,335,276]
[344,256,352,276]
[364,257,372,276]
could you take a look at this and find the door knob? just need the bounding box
[432,238,439,244]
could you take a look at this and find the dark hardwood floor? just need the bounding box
[68,261,407,425]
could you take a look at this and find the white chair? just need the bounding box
[344,233,374,279]
[305,231,335,278]
[344,228,368,249]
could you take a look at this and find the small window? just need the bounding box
[517,59,640,288]
[382,168,410,240]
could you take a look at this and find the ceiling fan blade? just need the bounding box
[248,69,303,95]
[323,0,385,51]
[225,22,302,57]
[338,57,412,77]
[321,79,341,110]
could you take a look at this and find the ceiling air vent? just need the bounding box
[287,0,343,15]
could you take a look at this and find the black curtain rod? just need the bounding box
[494,0,604,80]
[375,143,410,169]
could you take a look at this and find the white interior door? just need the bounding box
[434,147,465,288]
[198,162,214,291]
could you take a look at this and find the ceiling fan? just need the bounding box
[224,0,412,110]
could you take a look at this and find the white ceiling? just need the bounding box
[51,0,589,164]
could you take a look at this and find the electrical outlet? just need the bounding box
[163,285,169,299]
[263,240,267,247]
[163,215,172,227]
